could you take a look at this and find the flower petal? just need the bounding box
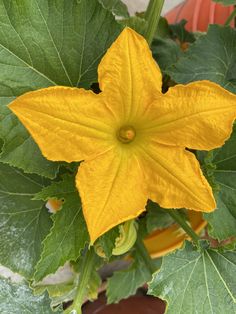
[98,27,162,123]
[142,81,236,150]
[139,142,216,212]
[9,87,115,162]
[76,148,147,243]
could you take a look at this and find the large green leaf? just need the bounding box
[0,0,122,176]
[0,163,51,278]
[148,241,236,314]
[204,127,236,240]
[0,277,61,313]
[168,25,236,93]
[0,0,121,90]
[34,175,89,282]
[98,0,129,17]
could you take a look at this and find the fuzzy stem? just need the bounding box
[65,247,96,314]
[224,7,236,27]
[135,234,156,274]
[144,0,165,45]
[168,210,200,246]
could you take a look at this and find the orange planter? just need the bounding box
[165,0,234,32]
[144,211,207,258]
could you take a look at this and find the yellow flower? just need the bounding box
[9,28,236,243]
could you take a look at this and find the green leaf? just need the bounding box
[96,226,120,259]
[106,251,152,304]
[120,16,147,36]
[148,241,236,314]
[0,0,122,177]
[152,37,182,72]
[155,17,172,39]
[34,175,89,282]
[213,0,236,5]
[168,25,236,93]
[34,278,76,308]
[0,277,61,313]
[170,20,195,43]
[0,0,121,90]
[0,163,51,278]
[145,201,175,233]
[204,127,236,240]
[87,271,102,301]
[98,0,129,17]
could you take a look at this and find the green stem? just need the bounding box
[168,210,200,246]
[65,247,96,314]
[224,7,236,27]
[144,0,165,45]
[135,234,156,274]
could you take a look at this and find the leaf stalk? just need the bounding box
[168,210,200,246]
[224,7,236,27]
[144,0,165,45]
[65,247,96,314]
[135,234,156,274]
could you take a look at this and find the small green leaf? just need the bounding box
[148,241,236,314]
[170,20,195,43]
[146,201,175,233]
[98,0,129,17]
[204,127,236,240]
[87,271,102,301]
[34,175,89,282]
[0,0,122,177]
[155,17,172,39]
[96,226,120,259]
[168,25,236,93]
[106,251,152,304]
[0,277,61,313]
[0,163,51,278]
[213,0,236,5]
[34,279,76,309]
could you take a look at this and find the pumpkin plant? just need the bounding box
[0,0,236,313]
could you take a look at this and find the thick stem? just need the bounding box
[135,234,156,274]
[144,0,165,45]
[224,7,236,27]
[65,247,96,314]
[168,210,200,246]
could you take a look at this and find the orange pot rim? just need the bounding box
[144,211,207,258]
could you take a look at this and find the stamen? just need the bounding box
[117,125,136,143]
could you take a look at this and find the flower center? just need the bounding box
[117,126,136,144]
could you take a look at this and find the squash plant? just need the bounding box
[0,0,236,313]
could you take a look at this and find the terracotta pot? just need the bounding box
[144,211,206,258]
[165,0,234,32]
[82,290,166,314]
